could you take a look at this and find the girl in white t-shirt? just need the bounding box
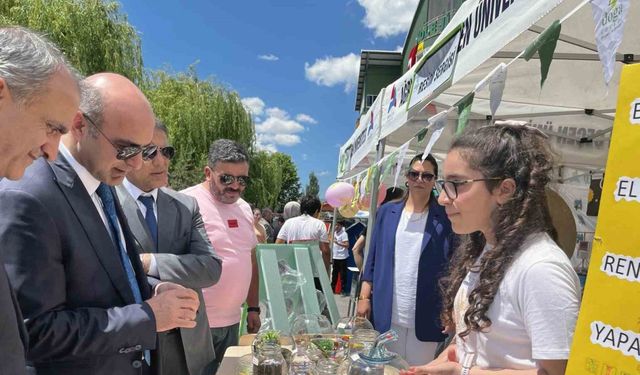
[403,124,581,375]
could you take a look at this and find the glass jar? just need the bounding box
[254,343,288,375]
[288,344,316,375]
[316,359,340,375]
[348,329,378,355]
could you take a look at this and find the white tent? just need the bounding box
[335,0,638,268]
[338,0,639,181]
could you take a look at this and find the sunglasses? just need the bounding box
[435,178,504,200]
[82,113,157,161]
[406,170,436,182]
[218,174,250,187]
[146,146,176,161]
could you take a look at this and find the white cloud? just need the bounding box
[244,98,307,151]
[304,53,360,92]
[296,114,318,124]
[395,45,404,52]
[256,113,305,135]
[241,97,266,117]
[258,54,279,61]
[317,170,331,177]
[357,0,418,38]
[302,154,308,161]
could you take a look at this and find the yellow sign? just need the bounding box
[566,64,640,374]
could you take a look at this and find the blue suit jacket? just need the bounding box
[361,199,454,342]
[0,156,156,375]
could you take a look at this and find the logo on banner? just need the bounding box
[388,86,397,112]
[367,111,374,136]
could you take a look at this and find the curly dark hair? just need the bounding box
[439,124,557,339]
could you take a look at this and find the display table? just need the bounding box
[217,346,252,375]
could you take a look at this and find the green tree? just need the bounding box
[244,151,283,209]
[0,0,144,82]
[273,153,301,211]
[305,172,320,198]
[143,67,255,190]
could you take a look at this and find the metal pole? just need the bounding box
[350,138,386,316]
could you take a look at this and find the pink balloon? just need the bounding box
[325,182,355,208]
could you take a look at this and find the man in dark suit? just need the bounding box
[116,120,222,375]
[0,73,200,375]
[0,26,80,375]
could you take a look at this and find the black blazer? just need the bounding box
[0,266,28,374]
[0,156,157,375]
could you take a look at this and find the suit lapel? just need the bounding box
[156,189,177,254]
[420,200,440,254]
[51,156,135,303]
[115,185,155,253]
[388,202,403,259]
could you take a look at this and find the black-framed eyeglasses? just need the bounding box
[435,178,504,200]
[82,113,157,161]
[218,173,250,187]
[146,146,176,161]
[406,169,436,182]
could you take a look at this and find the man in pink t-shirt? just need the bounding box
[182,139,259,374]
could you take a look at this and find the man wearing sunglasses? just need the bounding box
[116,120,222,375]
[0,73,201,375]
[182,139,261,374]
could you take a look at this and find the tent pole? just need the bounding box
[353,138,385,315]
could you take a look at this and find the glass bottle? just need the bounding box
[254,342,288,375]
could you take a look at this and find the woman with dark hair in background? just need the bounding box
[358,153,454,365]
[405,125,581,375]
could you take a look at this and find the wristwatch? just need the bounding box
[247,306,261,313]
[460,366,471,375]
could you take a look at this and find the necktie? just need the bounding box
[137,195,158,252]
[96,183,150,364]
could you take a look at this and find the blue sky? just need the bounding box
[119,0,417,197]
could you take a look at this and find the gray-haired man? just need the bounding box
[0,26,80,374]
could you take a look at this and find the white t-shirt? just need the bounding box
[277,214,329,243]
[391,208,429,328]
[332,228,349,260]
[454,232,581,370]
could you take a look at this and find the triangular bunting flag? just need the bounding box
[421,111,448,161]
[523,19,561,88]
[590,0,630,85]
[455,92,475,135]
[416,127,428,143]
[393,141,411,188]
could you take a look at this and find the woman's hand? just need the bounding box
[356,298,371,318]
[402,362,462,375]
[400,343,459,375]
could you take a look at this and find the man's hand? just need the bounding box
[247,311,261,333]
[146,282,200,332]
[140,253,152,274]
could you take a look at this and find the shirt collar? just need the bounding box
[123,178,158,201]
[59,143,101,196]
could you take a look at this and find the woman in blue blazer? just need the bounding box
[358,153,454,365]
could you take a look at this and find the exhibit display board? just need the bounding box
[566,64,640,375]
